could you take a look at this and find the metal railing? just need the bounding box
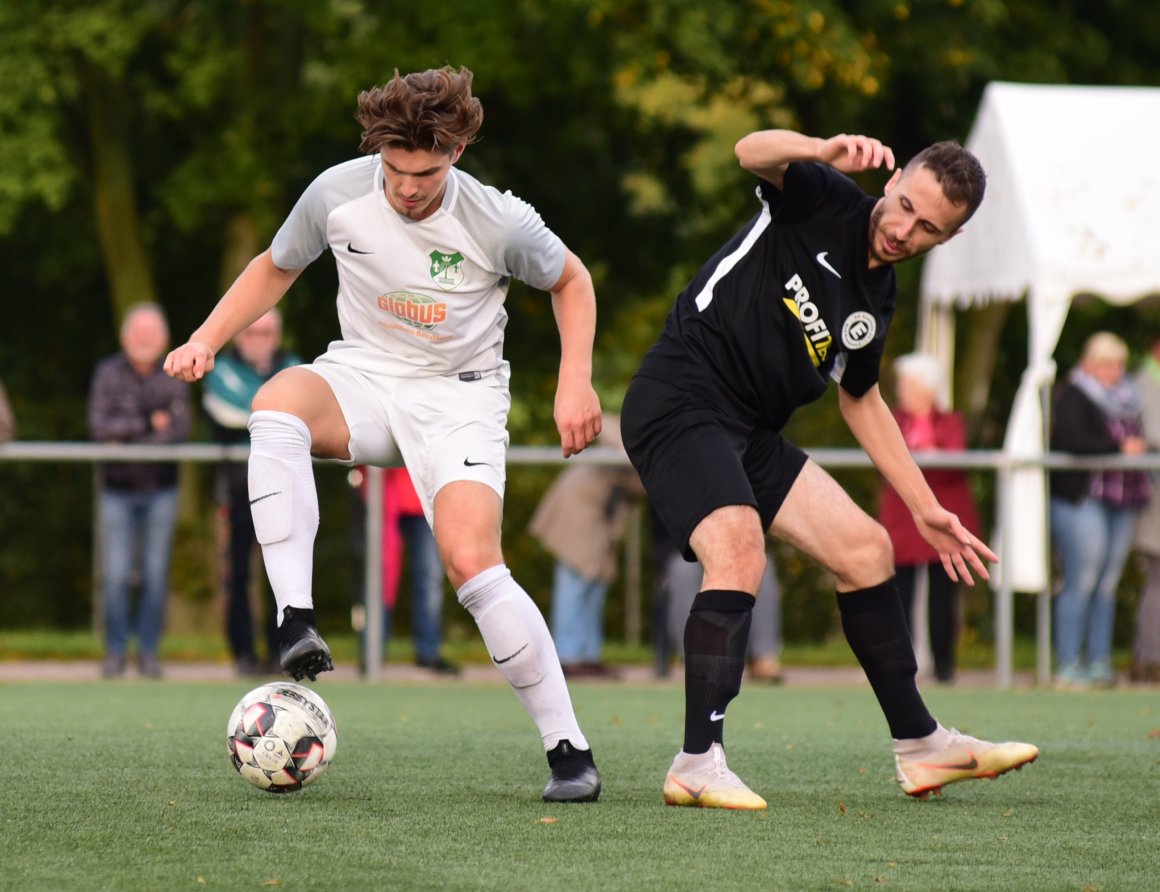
[4,440,1159,685]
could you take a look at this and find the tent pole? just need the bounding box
[1036,378,1054,686]
[996,459,1013,689]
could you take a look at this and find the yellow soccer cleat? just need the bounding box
[894,727,1039,799]
[663,743,768,810]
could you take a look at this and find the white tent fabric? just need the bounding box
[920,81,1160,592]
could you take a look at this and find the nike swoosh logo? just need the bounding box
[346,242,373,254]
[492,643,528,665]
[670,778,707,800]
[815,251,842,279]
[248,491,282,506]
[709,710,726,722]
[921,753,979,771]
[463,458,488,467]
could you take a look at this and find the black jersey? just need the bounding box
[636,162,896,432]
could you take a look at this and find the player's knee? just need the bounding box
[700,544,765,593]
[835,522,894,589]
[441,541,501,591]
[693,512,767,592]
[251,380,276,413]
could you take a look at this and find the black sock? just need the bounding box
[281,606,316,628]
[683,590,753,754]
[837,579,936,739]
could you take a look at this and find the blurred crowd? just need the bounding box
[2,313,1157,688]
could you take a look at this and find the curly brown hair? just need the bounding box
[906,141,987,224]
[356,66,484,155]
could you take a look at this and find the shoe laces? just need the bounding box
[705,745,749,789]
[943,728,988,751]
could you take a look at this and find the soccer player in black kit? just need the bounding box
[622,129,1039,809]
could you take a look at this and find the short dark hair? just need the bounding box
[906,141,986,224]
[356,66,484,155]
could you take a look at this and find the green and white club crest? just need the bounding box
[429,249,465,290]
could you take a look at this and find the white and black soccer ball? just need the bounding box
[226,682,338,793]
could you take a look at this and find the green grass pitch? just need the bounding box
[2,679,1157,891]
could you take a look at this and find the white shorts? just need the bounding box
[301,355,511,523]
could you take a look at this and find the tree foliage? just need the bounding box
[3,0,1159,637]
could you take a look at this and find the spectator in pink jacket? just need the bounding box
[877,353,979,684]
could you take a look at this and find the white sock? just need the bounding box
[892,722,950,756]
[457,564,589,751]
[247,410,318,624]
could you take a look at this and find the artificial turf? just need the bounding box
[2,678,1156,890]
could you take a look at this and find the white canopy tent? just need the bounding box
[919,81,1160,682]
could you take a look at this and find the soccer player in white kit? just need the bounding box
[165,66,602,802]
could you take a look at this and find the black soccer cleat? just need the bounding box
[278,606,334,682]
[542,740,602,803]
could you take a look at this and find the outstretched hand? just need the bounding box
[818,134,896,175]
[914,504,998,586]
[163,341,216,382]
[554,378,602,458]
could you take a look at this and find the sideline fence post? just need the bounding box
[624,503,642,646]
[996,460,1013,690]
[363,465,384,680]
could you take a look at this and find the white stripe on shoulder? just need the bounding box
[693,188,772,311]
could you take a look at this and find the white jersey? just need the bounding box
[270,156,566,377]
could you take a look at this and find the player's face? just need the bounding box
[868,165,964,267]
[379,145,464,221]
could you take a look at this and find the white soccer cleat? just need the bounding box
[663,743,768,810]
[894,727,1039,799]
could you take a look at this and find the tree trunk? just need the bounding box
[85,62,156,324]
[219,212,259,291]
[957,301,1015,443]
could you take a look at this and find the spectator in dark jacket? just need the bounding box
[88,303,191,678]
[877,353,980,684]
[1049,332,1149,690]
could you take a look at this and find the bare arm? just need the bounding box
[734,130,896,189]
[164,250,303,382]
[839,384,996,584]
[549,248,602,458]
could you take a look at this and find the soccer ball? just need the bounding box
[226,682,338,793]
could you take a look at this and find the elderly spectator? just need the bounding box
[877,353,980,684]
[88,303,191,678]
[1050,332,1149,690]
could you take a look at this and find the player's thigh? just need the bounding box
[252,366,353,459]
[390,371,509,515]
[769,459,892,590]
[394,372,510,588]
[621,375,760,563]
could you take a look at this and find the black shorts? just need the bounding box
[621,374,807,561]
